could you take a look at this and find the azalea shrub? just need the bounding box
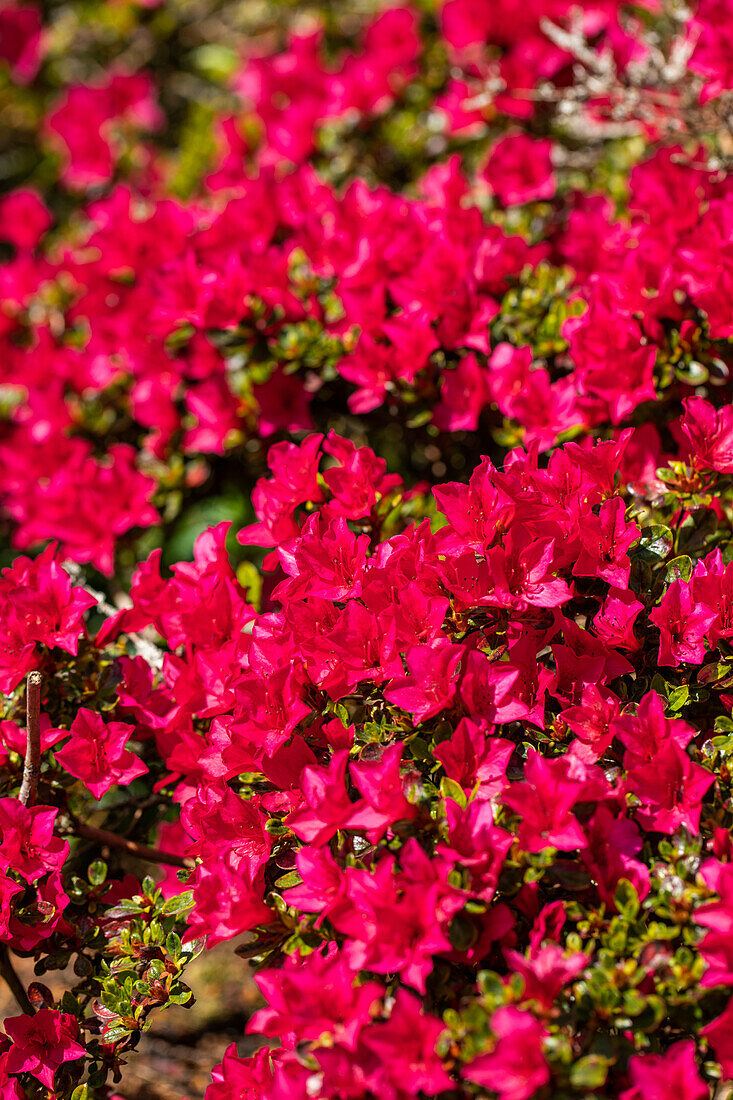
[5,0,733,1098]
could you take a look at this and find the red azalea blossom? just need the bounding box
[622,1040,708,1100]
[1,3,733,1096]
[54,708,147,799]
[4,1010,85,1088]
[464,1006,550,1100]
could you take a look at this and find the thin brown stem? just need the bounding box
[73,823,195,870]
[0,945,33,1015]
[18,671,42,808]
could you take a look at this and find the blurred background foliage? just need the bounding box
[0,0,506,580]
[2,0,456,201]
[0,0,656,582]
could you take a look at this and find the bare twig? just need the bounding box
[540,15,614,76]
[18,671,42,808]
[73,823,195,870]
[0,945,33,1015]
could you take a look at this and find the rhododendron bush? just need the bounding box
[5,0,733,1098]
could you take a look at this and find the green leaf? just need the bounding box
[161,890,194,917]
[181,936,206,961]
[191,43,239,82]
[407,736,432,761]
[88,859,107,886]
[274,871,302,890]
[656,466,679,484]
[165,932,182,958]
[650,673,667,697]
[637,524,673,563]
[698,661,733,687]
[614,879,640,921]
[236,560,263,610]
[667,684,690,712]
[606,926,628,954]
[477,970,504,999]
[105,899,143,918]
[570,1054,610,1090]
[102,1026,133,1044]
[449,913,477,951]
[73,954,93,978]
[664,555,693,585]
[622,988,646,1016]
[440,776,467,808]
[168,989,194,1006]
[334,703,351,727]
[674,360,709,386]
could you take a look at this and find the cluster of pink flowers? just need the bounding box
[3,0,733,1097]
[0,407,732,1095]
[234,7,422,164]
[2,141,732,573]
[0,1,732,577]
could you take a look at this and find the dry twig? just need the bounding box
[18,671,42,808]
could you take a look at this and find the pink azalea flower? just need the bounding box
[4,1010,85,1089]
[0,543,97,692]
[614,690,696,768]
[581,806,650,907]
[434,353,490,432]
[437,798,513,902]
[0,1,43,84]
[696,862,733,988]
[322,431,402,520]
[689,0,733,102]
[360,989,453,1097]
[185,864,272,947]
[286,751,361,845]
[348,743,417,841]
[54,708,147,800]
[0,799,68,881]
[593,586,644,651]
[502,749,588,853]
[249,948,383,1050]
[680,395,733,474]
[384,640,462,722]
[181,783,272,876]
[0,188,51,250]
[623,1040,707,1100]
[650,578,716,667]
[504,941,587,1013]
[45,71,162,189]
[434,719,513,800]
[206,1045,273,1100]
[483,132,556,206]
[626,740,714,835]
[282,845,350,927]
[560,684,621,760]
[276,513,369,601]
[253,368,313,437]
[573,497,639,587]
[464,1006,550,1100]
[701,996,733,1077]
[334,842,463,993]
